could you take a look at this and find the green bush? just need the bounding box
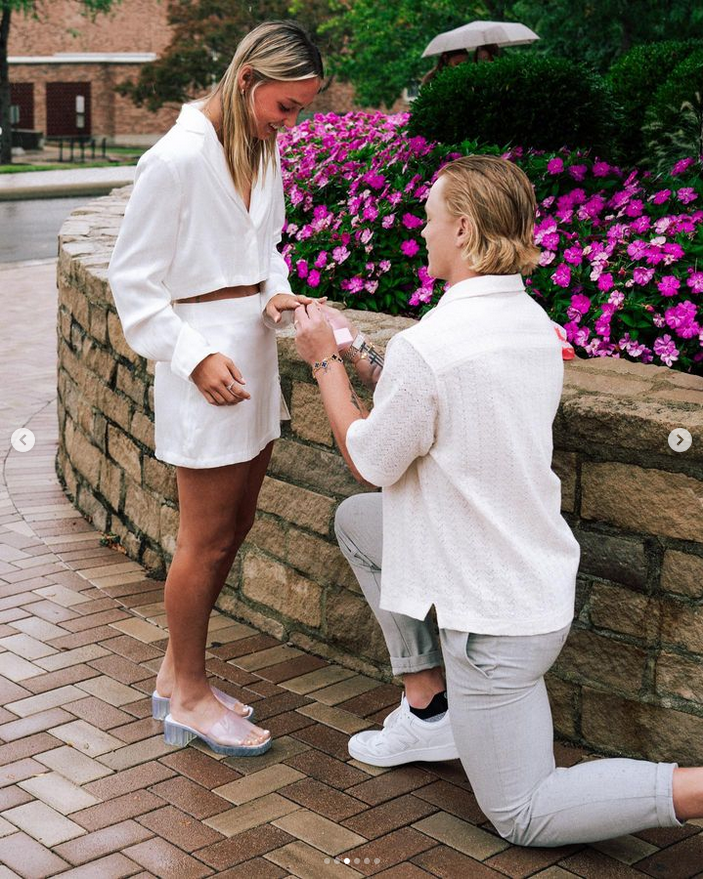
[408,54,621,157]
[643,49,703,173]
[608,39,702,162]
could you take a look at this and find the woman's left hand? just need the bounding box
[294,302,337,364]
[265,293,326,324]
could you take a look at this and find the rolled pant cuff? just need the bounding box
[390,650,444,677]
[656,762,684,827]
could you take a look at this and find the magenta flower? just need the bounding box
[382,214,396,229]
[677,187,698,204]
[653,334,679,366]
[597,273,614,292]
[307,270,321,288]
[687,271,703,293]
[569,164,588,181]
[401,240,420,257]
[651,189,671,205]
[551,263,571,288]
[657,276,681,297]
[671,157,695,175]
[547,158,564,174]
[571,293,591,314]
[296,259,309,279]
[630,216,651,233]
[402,213,424,229]
[633,267,655,285]
[315,251,328,268]
[564,245,583,265]
[592,161,611,177]
[332,245,350,264]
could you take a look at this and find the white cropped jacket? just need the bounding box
[107,102,292,383]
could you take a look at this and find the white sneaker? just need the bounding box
[348,694,459,767]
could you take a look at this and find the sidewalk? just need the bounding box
[0,260,699,878]
[0,167,136,201]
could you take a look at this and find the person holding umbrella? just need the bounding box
[420,20,536,86]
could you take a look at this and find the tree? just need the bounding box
[322,0,703,107]
[0,0,117,164]
[118,0,336,112]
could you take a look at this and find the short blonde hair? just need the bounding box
[438,155,541,275]
[215,21,323,199]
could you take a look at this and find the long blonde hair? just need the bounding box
[438,155,541,275]
[213,21,323,198]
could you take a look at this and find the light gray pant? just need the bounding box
[335,493,684,847]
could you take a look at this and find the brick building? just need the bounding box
[9,1,361,146]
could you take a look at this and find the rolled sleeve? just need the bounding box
[107,152,217,383]
[346,336,438,487]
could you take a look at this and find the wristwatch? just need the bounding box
[342,332,370,364]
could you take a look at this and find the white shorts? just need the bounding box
[153,296,285,469]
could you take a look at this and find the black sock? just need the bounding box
[409,690,448,721]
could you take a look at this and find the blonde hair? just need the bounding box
[438,155,541,275]
[213,21,322,198]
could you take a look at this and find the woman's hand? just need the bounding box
[191,352,251,406]
[265,293,326,325]
[294,302,338,365]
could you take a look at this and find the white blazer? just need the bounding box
[107,101,292,383]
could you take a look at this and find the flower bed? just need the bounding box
[279,113,703,374]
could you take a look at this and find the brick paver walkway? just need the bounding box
[0,260,702,878]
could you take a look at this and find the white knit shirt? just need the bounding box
[345,274,580,636]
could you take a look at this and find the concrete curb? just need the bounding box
[0,166,136,201]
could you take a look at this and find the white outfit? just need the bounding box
[107,101,292,468]
[345,273,581,636]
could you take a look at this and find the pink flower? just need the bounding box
[570,293,591,314]
[363,172,386,190]
[296,259,309,279]
[597,273,614,292]
[633,267,655,285]
[687,271,703,293]
[307,270,321,288]
[379,260,391,273]
[342,276,364,294]
[382,214,396,229]
[315,251,328,268]
[592,161,611,177]
[671,157,695,175]
[362,203,379,221]
[551,264,571,288]
[563,245,583,265]
[401,239,420,257]
[402,213,424,229]
[568,164,588,181]
[627,240,648,260]
[676,187,698,204]
[657,276,681,297]
[653,334,679,366]
[630,216,651,233]
[332,245,350,264]
[651,189,671,205]
[547,158,564,174]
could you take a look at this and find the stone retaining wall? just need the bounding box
[56,191,703,764]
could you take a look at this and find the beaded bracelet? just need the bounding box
[312,352,344,378]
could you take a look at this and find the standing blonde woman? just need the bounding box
[108,21,323,756]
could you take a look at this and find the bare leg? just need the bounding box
[673,768,703,820]
[156,443,273,744]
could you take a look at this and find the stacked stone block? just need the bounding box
[56,191,703,764]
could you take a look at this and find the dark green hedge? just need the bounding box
[408,54,621,157]
[608,39,702,162]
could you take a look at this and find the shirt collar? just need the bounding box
[176,101,212,135]
[436,273,525,309]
